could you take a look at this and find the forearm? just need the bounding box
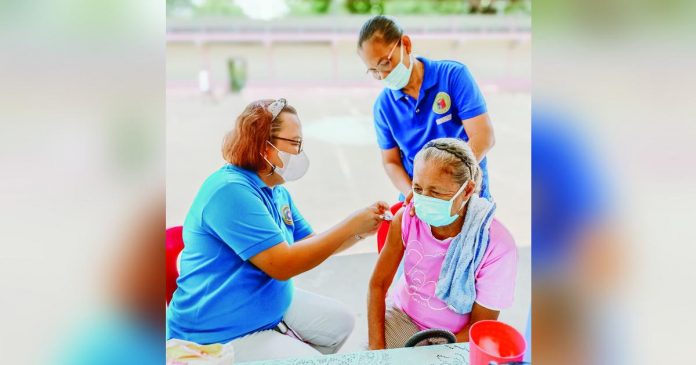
[367,212,404,350]
[383,162,412,197]
[283,217,356,278]
[367,285,388,349]
[455,304,500,342]
[467,136,494,163]
[334,233,362,254]
[463,113,495,162]
[455,325,472,343]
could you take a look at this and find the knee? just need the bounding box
[331,304,355,342]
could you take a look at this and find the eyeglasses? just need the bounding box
[272,136,303,154]
[365,41,401,80]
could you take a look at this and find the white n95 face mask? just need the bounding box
[264,141,310,182]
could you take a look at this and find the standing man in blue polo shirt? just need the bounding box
[357,15,495,200]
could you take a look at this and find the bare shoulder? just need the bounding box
[391,207,405,227]
[382,207,406,251]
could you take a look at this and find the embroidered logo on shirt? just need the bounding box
[281,205,293,226]
[432,92,451,115]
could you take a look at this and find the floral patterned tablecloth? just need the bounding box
[238,343,470,365]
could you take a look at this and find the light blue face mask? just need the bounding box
[381,42,414,90]
[413,182,469,227]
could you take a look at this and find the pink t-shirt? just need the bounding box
[390,203,518,333]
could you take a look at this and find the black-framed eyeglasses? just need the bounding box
[272,136,303,154]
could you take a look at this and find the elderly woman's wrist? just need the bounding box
[368,341,385,350]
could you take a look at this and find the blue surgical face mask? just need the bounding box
[413,182,469,227]
[381,42,414,90]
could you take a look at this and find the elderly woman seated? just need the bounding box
[367,138,518,349]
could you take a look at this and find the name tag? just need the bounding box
[435,114,452,125]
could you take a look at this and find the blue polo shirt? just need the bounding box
[167,164,313,345]
[373,56,491,199]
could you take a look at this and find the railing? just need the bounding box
[166,15,530,93]
[167,15,530,43]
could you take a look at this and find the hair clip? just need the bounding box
[268,98,287,121]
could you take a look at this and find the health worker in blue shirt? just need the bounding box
[357,15,495,201]
[166,98,389,362]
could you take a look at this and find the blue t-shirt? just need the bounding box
[373,56,490,199]
[167,164,314,344]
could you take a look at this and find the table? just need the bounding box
[238,343,470,365]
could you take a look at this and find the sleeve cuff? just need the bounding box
[474,299,504,311]
[238,233,286,261]
[459,105,488,121]
[293,225,314,242]
[378,140,397,150]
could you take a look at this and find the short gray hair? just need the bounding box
[414,138,482,192]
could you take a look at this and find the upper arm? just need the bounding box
[203,185,285,261]
[462,113,494,146]
[248,241,294,281]
[380,147,403,166]
[469,301,500,322]
[370,209,405,290]
[456,302,499,340]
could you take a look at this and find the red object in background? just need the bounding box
[469,320,526,365]
[376,201,404,253]
[166,226,185,305]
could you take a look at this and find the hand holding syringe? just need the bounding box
[380,211,394,221]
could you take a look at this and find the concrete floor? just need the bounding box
[294,247,531,354]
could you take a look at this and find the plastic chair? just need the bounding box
[166,226,184,306]
[376,201,404,253]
